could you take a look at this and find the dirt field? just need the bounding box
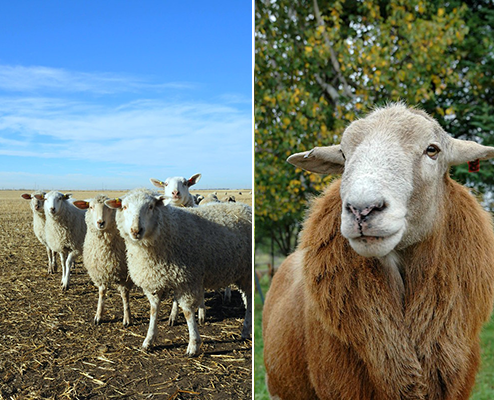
[0,190,252,399]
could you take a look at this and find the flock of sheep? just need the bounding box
[21,173,252,357]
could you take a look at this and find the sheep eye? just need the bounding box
[149,204,154,210]
[425,144,440,160]
[340,149,346,160]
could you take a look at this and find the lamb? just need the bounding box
[106,188,252,356]
[150,173,201,207]
[194,194,204,205]
[21,191,58,274]
[72,195,133,326]
[40,191,87,290]
[263,103,494,400]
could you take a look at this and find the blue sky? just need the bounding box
[0,1,252,190]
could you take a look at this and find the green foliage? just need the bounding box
[255,0,494,255]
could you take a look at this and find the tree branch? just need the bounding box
[313,0,354,101]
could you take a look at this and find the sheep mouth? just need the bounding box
[347,228,405,258]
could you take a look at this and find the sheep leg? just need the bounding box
[198,294,205,325]
[118,284,132,327]
[178,296,202,357]
[168,299,179,327]
[46,246,54,274]
[58,251,67,289]
[223,286,232,303]
[51,250,58,273]
[239,289,252,339]
[61,251,75,291]
[94,285,106,325]
[142,289,164,350]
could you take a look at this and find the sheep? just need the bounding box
[72,195,133,326]
[21,191,58,274]
[150,173,201,207]
[194,194,204,205]
[198,193,219,205]
[106,188,252,356]
[40,191,87,290]
[222,195,236,203]
[263,103,494,400]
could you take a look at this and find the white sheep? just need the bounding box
[150,173,201,207]
[21,191,58,274]
[106,188,252,356]
[198,193,220,205]
[41,191,87,290]
[72,195,133,326]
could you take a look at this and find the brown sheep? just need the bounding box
[263,104,494,400]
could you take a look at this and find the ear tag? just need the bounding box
[115,198,122,206]
[468,159,480,173]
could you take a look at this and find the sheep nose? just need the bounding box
[130,227,143,238]
[97,220,105,229]
[50,207,56,213]
[172,190,180,198]
[346,201,386,223]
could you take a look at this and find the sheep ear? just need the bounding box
[187,173,201,187]
[34,194,44,201]
[448,138,494,166]
[21,193,32,200]
[150,178,165,188]
[105,198,122,209]
[287,145,345,175]
[72,200,90,210]
[63,193,72,200]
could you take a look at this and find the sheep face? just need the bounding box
[288,104,494,258]
[73,195,114,231]
[22,192,46,214]
[107,190,165,242]
[150,173,201,207]
[43,191,72,216]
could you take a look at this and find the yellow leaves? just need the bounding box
[305,46,313,54]
[282,117,290,127]
[438,8,445,17]
[445,107,454,115]
[417,2,426,14]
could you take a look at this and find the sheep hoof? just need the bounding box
[168,317,175,327]
[94,318,101,325]
[186,340,202,357]
[122,319,131,327]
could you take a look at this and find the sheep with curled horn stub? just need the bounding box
[106,188,252,356]
[263,103,494,400]
[41,191,87,290]
[150,173,201,208]
[21,191,58,274]
[72,195,133,326]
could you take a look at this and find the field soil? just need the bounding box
[0,190,252,399]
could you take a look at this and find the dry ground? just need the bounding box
[0,190,252,399]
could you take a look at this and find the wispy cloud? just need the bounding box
[0,96,252,167]
[0,65,194,94]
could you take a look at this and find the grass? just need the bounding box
[254,252,494,399]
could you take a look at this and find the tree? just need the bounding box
[255,0,483,256]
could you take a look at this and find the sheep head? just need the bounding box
[42,191,73,216]
[73,195,114,231]
[106,189,167,242]
[288,103,494,258]
[149,173,201,207]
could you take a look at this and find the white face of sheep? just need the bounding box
[21,193,46,214]
[106,192,166,242]
[288,104,494,258]
[42,191,72,216]
[72,197,113,231]
[149,173,201,206]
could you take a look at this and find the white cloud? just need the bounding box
[0,65,194,94]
